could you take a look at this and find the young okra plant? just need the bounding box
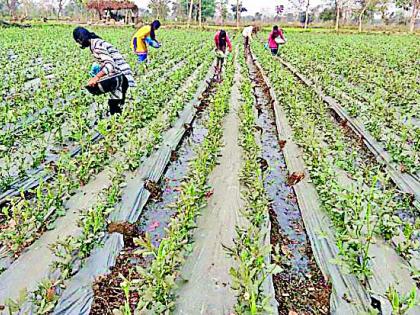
[385,285,419,315]
[226,49,281,314]
[0,40,214,258]
[252,41,419,281]
[132,50,236,314]
[11,44,217,314]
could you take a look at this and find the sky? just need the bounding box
[135,0,326,16]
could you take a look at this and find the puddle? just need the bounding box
[246,50,330,314]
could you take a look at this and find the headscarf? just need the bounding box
[218,30,227,50]
[271,25,280,40]
[73,26,101,49]
[150,20,161,41]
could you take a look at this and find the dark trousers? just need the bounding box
[271,48,279,56]
[108,75,128,115]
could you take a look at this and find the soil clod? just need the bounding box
[287,171,305,186]
[107,222,139,237]
[143,179,163,201]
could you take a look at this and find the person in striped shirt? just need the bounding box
[73,26,135,115]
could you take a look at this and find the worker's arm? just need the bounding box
[87,69,106,87]
[279,29,286,40]
[89,41,116,86]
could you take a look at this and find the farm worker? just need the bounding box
[242,25,253,48]
[131,20,161,64]
[73,26,135,115]
[268,25,286,56]
[214,29,233,76]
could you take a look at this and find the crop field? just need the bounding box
[0,25,419,314]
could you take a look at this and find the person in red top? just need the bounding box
[214,30,232,77]
[268,25,286,56]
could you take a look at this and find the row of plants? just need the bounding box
[226,46,280,315]
[5,46,217,314]
[0,39,214,260]
[274,32,419,175]
[0,29,209,191]
[120,49,236,314]
[253,42,419,284]
[0,27,200,132]
[0,26,178,114]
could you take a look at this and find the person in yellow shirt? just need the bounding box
[131,20,161,64]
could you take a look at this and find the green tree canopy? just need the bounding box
[180,0,216,19]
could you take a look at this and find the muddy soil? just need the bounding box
[90,77,219,315]
[90,235,144,315]
[246,49,331,314]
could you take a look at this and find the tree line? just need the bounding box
[0,0,418,32]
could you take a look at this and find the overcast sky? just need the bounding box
[135,0,325,16]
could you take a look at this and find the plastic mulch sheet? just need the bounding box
[251,50,372,314]
[52,62,216,315]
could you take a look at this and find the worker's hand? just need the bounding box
[229,47,233,53]
[87,76,100,87]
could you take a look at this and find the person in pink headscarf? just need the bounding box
[268,25,286,56]
[214,29,233,76]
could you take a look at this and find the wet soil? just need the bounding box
[246,49,331,314]
[90,76,219,314]
[90,235,145,315]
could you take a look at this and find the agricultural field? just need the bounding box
[0,24,419,315]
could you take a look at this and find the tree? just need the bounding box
[288,0,311,29]
[396,0,419,32]
[356,0,380,31]
[148,0,170,19]
[333,0,354,31]
[56,0,66,19]
[276,4,284,16]
[201,0,215,18]
[236,0,238,27]
[376,0,392,25]
[4,0,20,18]
[215,0,228,23]
[299,10,313,25]
[182,0,215,25]
[187,0,193,27]
[171,0,184,20]
[231,1,247,27]
[319,7,335,21]
[198,0,201,26]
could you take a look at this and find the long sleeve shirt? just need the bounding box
[242,26,253,38]
[214,31,232,52]
[131,25,152,54]
[268,29,285,49]
[90,38,135,87]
